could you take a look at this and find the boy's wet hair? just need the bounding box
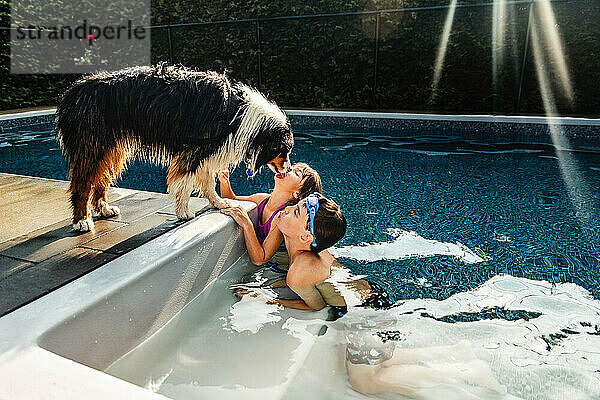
[286,162,322,206]
[304,193,346,253]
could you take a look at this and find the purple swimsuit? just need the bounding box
[256,197,286,247]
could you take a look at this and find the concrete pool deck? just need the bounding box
[0,172,211,317]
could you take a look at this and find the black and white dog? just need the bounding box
[56,63,293,232]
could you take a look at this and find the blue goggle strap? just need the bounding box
[306,194,319,248]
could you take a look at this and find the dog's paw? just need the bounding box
[73,218,95,232]
[100,202,120,218]
[176,209,196,221]
[213,198,233,210]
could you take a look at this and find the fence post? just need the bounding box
[256,20,263,88]
[167,16,174,65]
[516,1,534,113]
[373,12,380,107]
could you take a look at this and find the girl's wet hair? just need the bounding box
[286,162,322,206]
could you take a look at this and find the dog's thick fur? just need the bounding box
[56,64,293,231]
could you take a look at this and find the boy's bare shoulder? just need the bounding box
[287,252,329,287]
[290,251,320,266]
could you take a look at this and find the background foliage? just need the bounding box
[0,0,598,116]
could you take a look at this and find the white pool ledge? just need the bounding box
[0,201,255,400]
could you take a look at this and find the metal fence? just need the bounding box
[2,0,597,115]
[137,0,599,115]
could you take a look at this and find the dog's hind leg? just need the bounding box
[69,161,96,232]
[91,149,126,218]
[167,158,196,220]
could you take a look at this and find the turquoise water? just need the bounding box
[1,122,599,304]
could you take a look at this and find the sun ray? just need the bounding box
[430,0,458,104]
[535,0,574,105]
[492,0,507,96]
[530,20,596,231]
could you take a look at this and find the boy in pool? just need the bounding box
[222,193,392,312]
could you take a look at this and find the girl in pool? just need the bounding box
[222,193,392,313]
[218,162,322,267]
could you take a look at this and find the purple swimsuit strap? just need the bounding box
[257,197,269,222]
[257,197,286,242]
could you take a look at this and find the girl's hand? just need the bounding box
[270,215,281,230]
[234,289,259,299]
[218,169,230,183]
[221,206,252,229]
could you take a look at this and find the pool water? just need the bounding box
[105,255,331,399]
[104,253,600,399]
[3,121,600,399]
[1,122,599,304]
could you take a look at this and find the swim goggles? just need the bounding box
[306,193,320,248]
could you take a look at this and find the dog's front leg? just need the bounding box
[167,173,196,220]
[196,168,231,209]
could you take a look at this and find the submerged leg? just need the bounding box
[374,359,506,396]
[382,341,479,366]
[346,342,506,398]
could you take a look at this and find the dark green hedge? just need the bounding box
[1,0,599,116]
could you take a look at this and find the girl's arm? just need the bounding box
[218,169,269,205]
[220,206,284,265]
[284,285,327,310]
[218,169,236,199]
[267,298,314,310]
